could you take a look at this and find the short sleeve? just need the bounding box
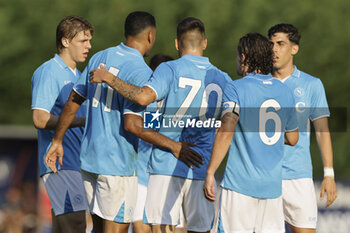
[222,82,240,117]
[73,65,89,99]
[31,67,60,112]
[145,63,174,101]
[310,79,330,121]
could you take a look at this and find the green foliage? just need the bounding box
[0,0,349,178]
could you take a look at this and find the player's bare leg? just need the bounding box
[289,224,315,233]
[133,220,151,233]
[175,226,187,233]
[152,224,177,233]
[57,210,86,233]
[104,220,130,233]
[51,209,86,233]
[51,209,61,233]
[91,214,104,233]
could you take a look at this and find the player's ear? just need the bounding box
[61,37,70,48]
[202,38,207,50]
[175,39,179,51]
[291,44,299,56]
[147,27,156,45]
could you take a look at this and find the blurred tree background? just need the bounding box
[0,0,349,178]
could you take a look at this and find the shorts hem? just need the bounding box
[53,207,88,216]
[93,212,132,223]
[186,227,212,232]
[285,220,317,229]
[255,231,284,233]
[146,219,177,226]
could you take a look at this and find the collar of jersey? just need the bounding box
[118,43,143,58]
[53,53,69,70]
[246,72,273,80]
[291,65,301,78]
[182,54,210,65]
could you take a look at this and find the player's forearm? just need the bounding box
[207,129,233,176]
[104,73,152,106]
[33,110,83,130]
[314,117,334,168]
[35,113,60,130]
[70,117,86,128]
[137,129,181,156]
[316,131,334,168]
[53,92,83,141]
[207,113,237,175]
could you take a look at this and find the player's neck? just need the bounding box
[243,69,260,76]
[125,40,147,56]
[58,52,77,70]
[272,64,294,80]
[179,49,203,57]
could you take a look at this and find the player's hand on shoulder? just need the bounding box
[175,142,204,169]
[44,140,64,173]
[320,176,337,208]
[89,64,111,84]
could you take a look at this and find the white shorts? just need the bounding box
[42,170,88,216]
[133,183,147,222]
[133,183,185,228]
[144,174,215,232]
[282,178,317,229]
[216,188,284,233]
[81,170,137,223]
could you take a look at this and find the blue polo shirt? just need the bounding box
[279,66,330,179]
[31,54,86,176]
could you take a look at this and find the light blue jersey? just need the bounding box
[137,101,157,186]
[221,73,298,199]
[73,43,152,176]
[145,54,232,180]
[280,66,330,179]
[31,54,86,176]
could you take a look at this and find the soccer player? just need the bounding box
[31,16,93,233]
[204,33,299,233]
[132,53,174,233]
[89,17,232,233]
[268,23,337,233]
[44,12,201,233]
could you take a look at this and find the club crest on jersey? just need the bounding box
[143,110,162,129]
[294,87,305,97]
[73,194,83,205]
[223,103,230,109]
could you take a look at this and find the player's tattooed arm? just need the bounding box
[89,64,156,106]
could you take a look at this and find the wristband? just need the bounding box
[324,167,334,178]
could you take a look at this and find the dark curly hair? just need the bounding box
[268,23,301,45]
[149,54,174,71]
[237,33,273,75]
